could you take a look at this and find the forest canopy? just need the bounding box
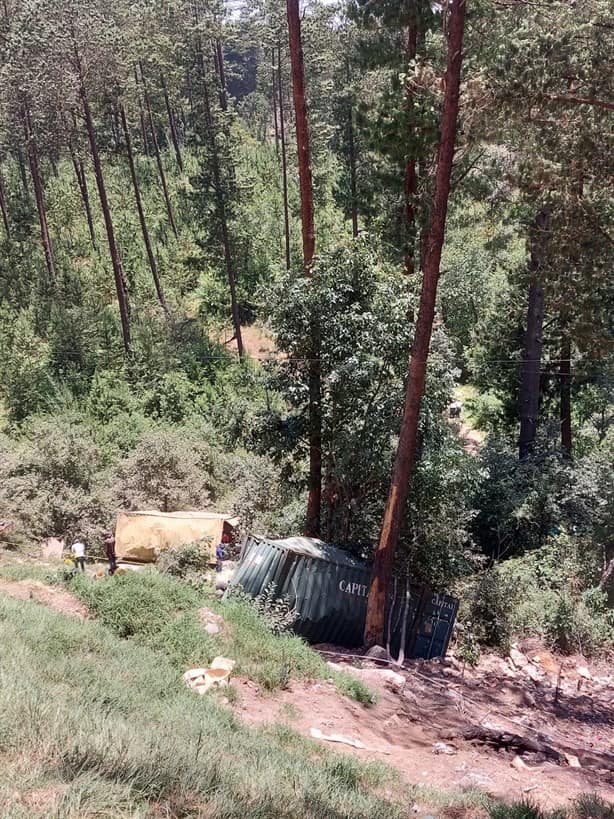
[0,0,612,654]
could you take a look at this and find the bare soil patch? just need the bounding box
[0,578,89,619]
[232,644,614,811]
[219,323,279,360]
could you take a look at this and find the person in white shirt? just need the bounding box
[71,540,86,572]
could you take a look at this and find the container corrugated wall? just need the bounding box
[228,536,458,660]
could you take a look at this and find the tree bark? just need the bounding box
[403,23,418,274]
[346,60,359,239]
[0,164,11,239]
[286,0,320,536]
[68,139,97,251]
[202,79,244,358]
[599,557,614,592]
[560,335,572,456]
[16,146,30,199]
[160,72,184,172]
[120,104,170,319]
[286,0,315,271]
[23,108,56,286]
[134,64,150,156]
[518,209,549,459]
[140,62,178,238]
[278,45,291,271]
[364,0,467,648]
[77,58,131,354]
[111,106,121,151]
[215,39,228,112]
[272,52,280,159]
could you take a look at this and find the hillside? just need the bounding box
[0,0,612,814]
[0,553,612,818]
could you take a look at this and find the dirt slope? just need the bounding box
[0,578,88,619]
[233,645,614,811]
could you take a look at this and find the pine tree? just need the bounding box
[365,0,468,647]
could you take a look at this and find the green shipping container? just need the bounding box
[228,535,458,660]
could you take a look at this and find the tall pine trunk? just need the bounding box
[364,0,467,648]
[23,108,56,285]
[286,0,315,268]
[0,163,11,239]
[160,72,184,172]
[120,104,170,319]
[202,80,244,358]
[272,52,280,158]
[518,209,549,459]
[286,0,320,536]
[15,146,29,199]
[215,39,228,112]
[278,45,291,270]
[140,63,178,238]
[403,24,418,274]
[134,64,150,156]
[111,106,121,151]
[560,335,572,456]
[68,138,97,251]
[346,60,359,238]
[77,57,131,354]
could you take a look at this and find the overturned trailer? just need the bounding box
[115,511,238,563]
[228,535,458,660]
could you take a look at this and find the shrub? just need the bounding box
[497,537,614,656]
[69,571,198,640]
[227,581,297,636]
[110,428,214,512]
[87,369,141,425]
[157,540,213,590]
[457,570,515,651]
[144,372,196,423]
[0,306,53,422]
[0,413,111,542]
[464,391,506,434]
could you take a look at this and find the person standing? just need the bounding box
[71,538,86,572]
[215,532,230,573]
[103,530,117,575]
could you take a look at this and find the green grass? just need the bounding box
[0,556,56,582]
[63,567,376,703]
[0,565,610,818]
[0,594,399,818]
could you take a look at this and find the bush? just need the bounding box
[144,372,196,423]
[0,306,53,422]
[496,537,614,656]
[465,391,506,434]
[227,581,297,636]
[457,569,515,651]
[471,440,572,561]
[0,413,111,543]
[87,369,141,425]
[69,571,198,640]
[157,540,213,590]
[110,427,214,512]
[214,449,290,537]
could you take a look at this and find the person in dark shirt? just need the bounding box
[103,530,117,575]
[215,532,230,572]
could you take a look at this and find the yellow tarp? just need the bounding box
[114,511,238,563]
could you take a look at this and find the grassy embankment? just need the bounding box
[0,558,611,818]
